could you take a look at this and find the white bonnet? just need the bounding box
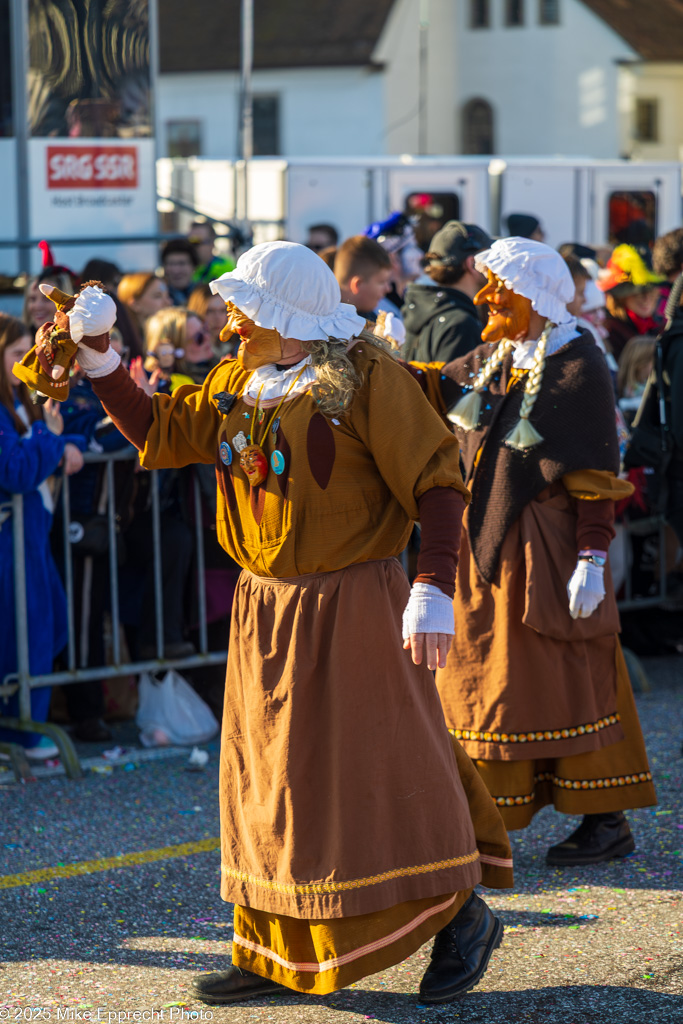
[475,237,575,325]
[210,241,366,342]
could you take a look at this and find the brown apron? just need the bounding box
[219,557,485,919]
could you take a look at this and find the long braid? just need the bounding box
[448,339,515,431]
[504,320,554,450]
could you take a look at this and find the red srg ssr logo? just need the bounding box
[47,146,138,189]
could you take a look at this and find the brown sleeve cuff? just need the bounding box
[414,487,466,599]
[90,364,154,450]
[576,497,615,552]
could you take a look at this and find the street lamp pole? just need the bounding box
[239,0,254,221]
[418,0,429,156]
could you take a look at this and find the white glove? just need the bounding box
[67,285,117,342]
[402,582,455,639]
[567,559,606,619]
[55,284,121,378]
[384,311,406,347]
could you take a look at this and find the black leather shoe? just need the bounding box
[419,893,504,1004]
[191,966,285,1005]
[73,718,112,742]
[546,812,635,866]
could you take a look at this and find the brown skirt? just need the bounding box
[219,557,512,920]
[470,642,656,829]
[437,504,625,762]
[231,889,472,994]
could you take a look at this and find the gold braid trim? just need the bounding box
[221,849,480,896]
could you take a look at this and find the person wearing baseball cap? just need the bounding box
[402,221,492,363]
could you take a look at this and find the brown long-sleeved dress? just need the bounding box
[91,338,514,993]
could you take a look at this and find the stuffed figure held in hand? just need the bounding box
[13,281,117,401]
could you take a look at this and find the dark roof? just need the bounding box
[580,0,683,61]
[159,0,395,72]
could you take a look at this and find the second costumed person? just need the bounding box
[416,239,656,865]
[30,243,514,1005]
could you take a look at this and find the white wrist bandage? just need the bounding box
[402,582,455,639]
[76,345,121,379]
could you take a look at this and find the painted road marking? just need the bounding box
[0,837,220,890]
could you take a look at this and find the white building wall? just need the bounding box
[621,63,683,162]
[451,0,636,157]
[373,0,460,156]
[376,0,639,158]
[157,67,386,159]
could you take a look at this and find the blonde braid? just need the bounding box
[448,339,515,431]
[504,320,554,451]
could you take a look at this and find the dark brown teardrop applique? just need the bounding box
[249,484,266,526]
[307,412,335,490]
[274,424,291,498]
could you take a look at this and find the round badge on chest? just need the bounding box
[219,441,232,466]
[271,450,285,475]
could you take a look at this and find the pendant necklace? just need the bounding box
[236,367,307,486]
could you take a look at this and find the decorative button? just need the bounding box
[219,441,232,466]
[271,450,285,475]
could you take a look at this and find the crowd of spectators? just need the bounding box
[2,212,682,760]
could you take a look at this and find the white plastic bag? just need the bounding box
[136,670,219,747]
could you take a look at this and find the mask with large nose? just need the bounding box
[221,302,305,369]
[474,269,533,343]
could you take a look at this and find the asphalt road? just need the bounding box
[1,656,681,1024]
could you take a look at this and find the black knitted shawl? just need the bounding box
[440,330,619,583]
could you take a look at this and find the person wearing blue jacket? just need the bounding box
[0,314,86,758]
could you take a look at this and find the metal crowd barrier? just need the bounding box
[0,449,228,781]
[2,449,679,782]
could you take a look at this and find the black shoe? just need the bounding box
[419,893,504,1004]
[191,966,285,1005]
[73,718,113,742]
[546,812,635,866]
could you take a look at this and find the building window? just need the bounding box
[470,0,489,28]
[539,0,560,24]
[462,98,495,154]
[505,0,524,26]
[253,95,280,156]
[167,120,201,158]
[635,99,659,143]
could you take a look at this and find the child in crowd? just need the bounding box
[0,314,86,758]
[133,307,216,395]
[616,336,655,423]
[599,246,665,362]
[188,284,231,358]
[23,268,79,337]
[118,272,171,350]
[334,235,392,321]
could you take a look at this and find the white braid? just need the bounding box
[448,339,515,431]
[472,339,515,391]
[505,320,554,450]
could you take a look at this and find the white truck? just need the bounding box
[157,155,683,252]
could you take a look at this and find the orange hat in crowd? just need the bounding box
[598,245,665,297]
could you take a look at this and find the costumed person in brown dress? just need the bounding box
[26,243,513,1005]
[413,238,656,867]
